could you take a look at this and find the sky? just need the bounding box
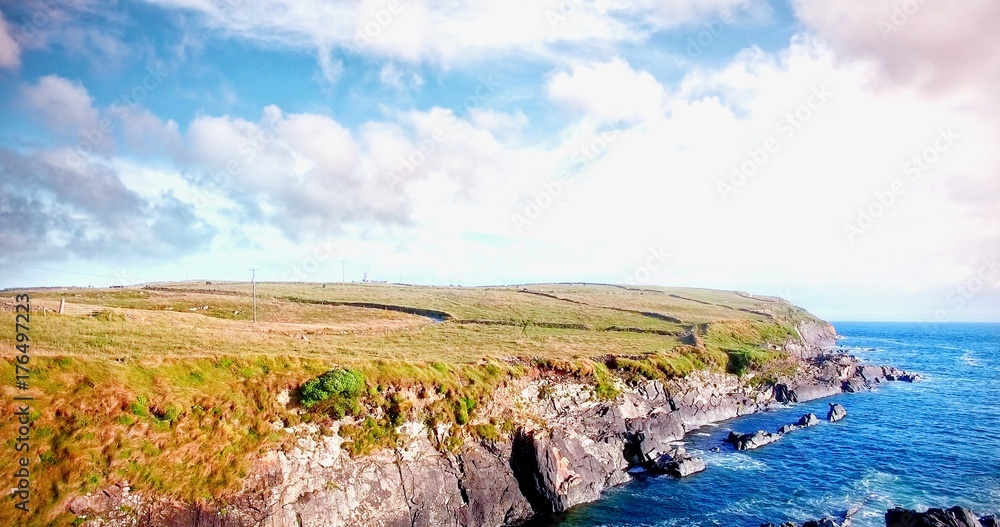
[0,0,997,323]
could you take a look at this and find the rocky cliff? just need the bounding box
[74,323,916,527]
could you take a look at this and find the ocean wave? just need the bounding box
[960,351,982,367]
[703,452,768,472]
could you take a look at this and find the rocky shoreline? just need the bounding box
[763,505,998,527]
[72,322,922,527]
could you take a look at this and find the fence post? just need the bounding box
[59,298,65,314]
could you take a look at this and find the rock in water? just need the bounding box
[827,403,847,422]
[765,506,997,527]
[779,413,822,434]
[650,446,706,478]
[798,413,821,427]
[885,506,989,527]
[727,430,782,450]
[760,517,845,527]
[655,454,706,478]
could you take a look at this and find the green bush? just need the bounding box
[473,423,501,441]
[453,396,476,425]
[130,396,149,417]
[300,369,366,417]
[593,363,620,400]
[726,348,774,376]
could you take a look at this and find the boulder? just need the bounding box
[761,517,846,527]
[651,447,707,478]
[727,430,782,451]
[669,456,707,477]
[778,413,820,434]
[797,413,820,427]
[827,403,847,422]
[885,506,990,527]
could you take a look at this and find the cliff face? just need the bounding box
[75,327,916,527]
[787,320,838,359]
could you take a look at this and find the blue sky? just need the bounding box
[0,0,998,322]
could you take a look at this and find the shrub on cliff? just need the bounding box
[300,368,366,417]
[726,348,775,376]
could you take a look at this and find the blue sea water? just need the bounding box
[556,322,1000,527]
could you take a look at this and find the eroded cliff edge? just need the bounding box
[73,320,916,527]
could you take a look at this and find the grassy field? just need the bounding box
[0,282,823,525]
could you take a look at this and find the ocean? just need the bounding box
[554,322,1000,527]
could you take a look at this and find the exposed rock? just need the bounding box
[67,483,131,515]
[842,378,866,393]
[625,410,685,464]
[885,506,995,527]
[786,321,838,359]
[798,413,821,427]
[649,446,706,478]
[763,506,999,527]
[656,454,706,478]
[727,430,782,451]
[774,383,798,403]
[760,504,863,527]
[827,403,847,422]
[761,518,846,527]
[885,369,921,382]
[778,413,820,434]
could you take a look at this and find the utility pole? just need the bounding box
[341,260,346,283]
[250,268,258,323]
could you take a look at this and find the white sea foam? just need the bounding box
[703,452,767,472]
[960,351,981,367]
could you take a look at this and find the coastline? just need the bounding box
[69,321,920,527]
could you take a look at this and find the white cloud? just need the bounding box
[431,36,997,309]
[0,10,21,69]
[183,107,368,238]
[118,106,183,158]
[0,147,214,263]
[21,75,101,138]
[792,0,1000,97]
[378,63,423,90]
[547,58,667,122]
[141,0,757,66]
